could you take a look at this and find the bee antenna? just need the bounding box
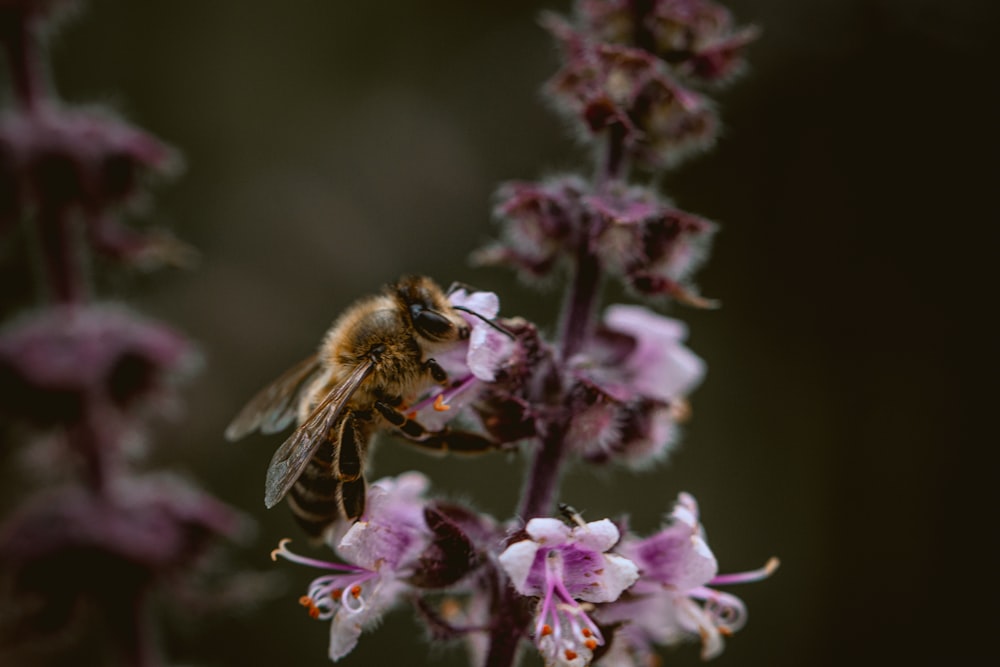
[452,305,516,340]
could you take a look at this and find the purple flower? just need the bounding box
[0,304,196,428]
[0,473,245,642]
[576,0,759,83]
[585,181,717,305]
[499,517,639,666]
[480,176,716,305]
[544,17,718,170]
[596,493,778,663]
[568,304,704,466]
[0,105,188,272]
[407,288,514,431]
[602,305,705,403]
[473,175,586,283]
[271,473,437,661]
[0,106,174,212]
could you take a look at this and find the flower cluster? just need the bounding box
[272,473,488,661]
[542,0,756,172]
[476,177,717,305]
[0,3,251,665]
[275,479,775,666]
[255,2,771,666]
[596,493,778,665]
[567,304,705,467]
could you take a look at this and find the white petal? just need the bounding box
[498,539,541,595]
[467,326,512,381]
[525,517,572,544]
[328,614,363,661]
[581,553,639,603]
[572,518,621,552]
[450,290,501,319]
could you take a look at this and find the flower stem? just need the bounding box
[38,208,86,304]
[1,10,47,110]
[557,245,602,365]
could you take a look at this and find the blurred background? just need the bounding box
[2,0,995,665]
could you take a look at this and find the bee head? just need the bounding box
[393,276,468,343]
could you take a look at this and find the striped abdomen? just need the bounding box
[286,410,371,540]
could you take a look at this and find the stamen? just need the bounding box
[351,585,363,598]
[298,596,312,607]
[581,628,592,638]
[584,638,597,650]
[709,557,780,586]
[540,624,553,637]
[270,538,367,572]
[565,649,578,661]
[433,394,451,411]
[271,537,293,561]
[331,588,343,601]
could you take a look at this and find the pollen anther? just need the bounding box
[433,394,451,411]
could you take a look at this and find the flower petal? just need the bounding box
[498,539,542,595]
[582,553,639,603]
[525,517,573,544]
[572,518,621,553]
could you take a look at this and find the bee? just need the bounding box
[225,276,498,539]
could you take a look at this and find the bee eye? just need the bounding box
[410,305,453,340]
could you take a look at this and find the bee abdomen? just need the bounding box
[288,461,368,539]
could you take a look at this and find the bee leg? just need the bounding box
[336,412,365,482]
[374,401,496,453]
[423,358,448,385]
[338,477,366,521]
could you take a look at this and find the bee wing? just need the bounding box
[225,355,323,441]
[263,359,375,509]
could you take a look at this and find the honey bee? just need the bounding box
[225,276,498,539]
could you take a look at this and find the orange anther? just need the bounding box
[540,624,553,637]
[299,596,313,607]
[585,639,598,650]
[407,411,417,420]
[331,588,343,601]
[350,584,363,598]
[719,626,733,637]
[433,394,451,412]
[581,628,592,637]
[308,606,320,619]
[564,649,578,661]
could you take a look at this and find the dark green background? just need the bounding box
[3,0,994,665]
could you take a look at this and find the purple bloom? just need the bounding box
[480,176,716,305]
[586,181,717,305]
[596,493,778,663]
[271,473,437,661]
[576,0,759,83]
[602,305,705,403]
[499,517,639,666]
[544,16,718,170]
[408,288,514,430]
[474,176,585,282]
[0,304,197,428]
[0,106,179,269]
[568,304,704,467]
[0,473,245,643]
